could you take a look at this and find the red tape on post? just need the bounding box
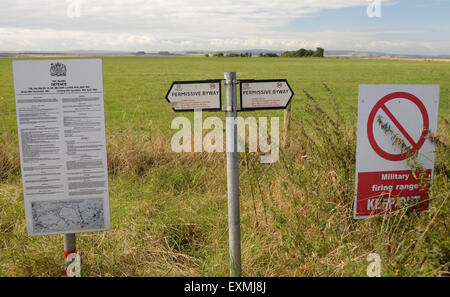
[64,250,77,258]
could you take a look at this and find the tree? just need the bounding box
[259,52,279,57]
[281,47,325,58]
[314,47,324,57]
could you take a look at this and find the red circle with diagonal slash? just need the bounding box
[367,91,429,161]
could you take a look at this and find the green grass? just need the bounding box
[1,57,449,134]
[0,57,449,276]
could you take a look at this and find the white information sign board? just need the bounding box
[13,59,111,235]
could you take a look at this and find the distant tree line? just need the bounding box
[258,52,279,57]
[205,48,325,58]
[281,47,324,57]
[206,52,253,58]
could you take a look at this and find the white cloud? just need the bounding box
[0,0,448,55]
[2,0,380,33]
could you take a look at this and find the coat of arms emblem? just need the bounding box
[50,62,67,76]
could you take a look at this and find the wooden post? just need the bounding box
[283,101,292,149]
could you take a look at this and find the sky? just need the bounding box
[0,0,449,55]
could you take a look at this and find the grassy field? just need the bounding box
[0,56,449,276]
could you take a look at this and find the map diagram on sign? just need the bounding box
[31,198,105,233]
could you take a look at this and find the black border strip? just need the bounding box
[1,277,438,295]
[165,79,223,112]
[239,79,294,112]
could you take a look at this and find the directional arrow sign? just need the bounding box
[166,80,222,112]
[240,79,294,111]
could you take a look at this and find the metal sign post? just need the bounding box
[64,233,77,256]
[64,233,78,276]
[224,72,241,277]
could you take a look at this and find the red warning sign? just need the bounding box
[355,170,431,217]
[354,85,440,219]
[367,92,429,161]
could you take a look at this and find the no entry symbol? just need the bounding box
[367,92,429,161]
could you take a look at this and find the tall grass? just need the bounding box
[0,132,20,181]
[238,84,449,276]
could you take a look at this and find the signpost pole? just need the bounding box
[64,233,77,275]
[224,72,241,277]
